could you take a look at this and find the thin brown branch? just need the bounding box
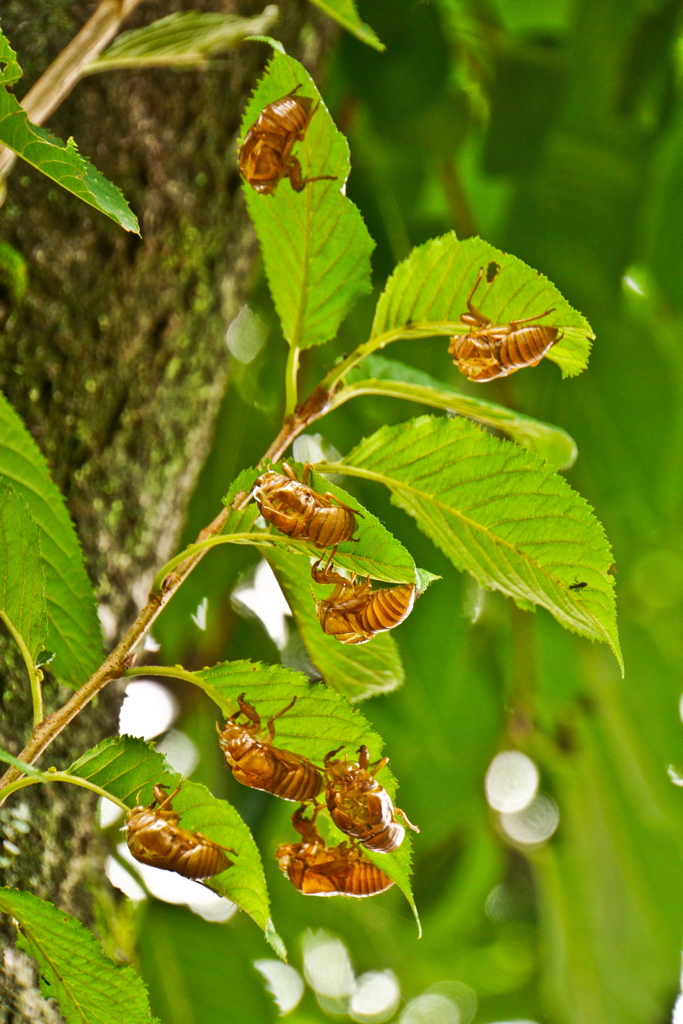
[0,0,146,177]
[0,384,335,795]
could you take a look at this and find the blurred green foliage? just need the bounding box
[129,0,683,1021]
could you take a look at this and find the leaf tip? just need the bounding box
[266,918,288,960]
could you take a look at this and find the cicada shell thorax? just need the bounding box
[448,267,561,382]
[239,87,336,195]
[254,463,360,549]
[312,557,416,644]
[323,746,419,854]
[125,783,233,880]
[217,694,323,803]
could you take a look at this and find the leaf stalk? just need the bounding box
[0,610,42,726]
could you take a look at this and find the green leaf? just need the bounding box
[0,391,102,687]
[191,659,418,926]
[324,415,621,670]
[222,463,430,584]
[0,887,157,1024]
[343,354,578,470]
[307,0,385,50]
[371,233,594,379]
[241,52,374,349]
[0,27,138,233]
[84,7,279,73]
[264,545,407,700]
[67,736,280,950]
[0,481,46,667]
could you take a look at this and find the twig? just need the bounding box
[0,0,146,177]
[0,384,335,795]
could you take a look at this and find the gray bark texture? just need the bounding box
[0,1,332,1018]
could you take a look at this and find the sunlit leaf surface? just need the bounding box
[307,0,384,50]
[343,354,578,469]
[67,736,280,951]
[241,52,374,349]
[85,7,279,73]
[0,392,102,686]
[0,481,46,665]
[0,888,157,1024]
[372,233,594,378]
[0,28,138,232]
[328,415,620,668]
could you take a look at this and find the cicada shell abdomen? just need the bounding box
[239,87,336,195]
[217,694,323,802]
[275,807,395,897]
[343,856,394,896]
[254,463,360,549]
[313,558,416,644]
[357,584,416,635]
[448,267,561,382]
[126,783,233,880]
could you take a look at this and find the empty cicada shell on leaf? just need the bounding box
[254,462,362,549]
[324,745,419,854]
[448,267,562,382]
[276,806,394,897]
[312,553,416,644]
[126,782,233,880]
[239,85,337,195]
[217,693,323,802]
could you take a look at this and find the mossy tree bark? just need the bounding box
[0,1,333,1017]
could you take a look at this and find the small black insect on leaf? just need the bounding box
[486,261,501,283]
[569,579,587,591]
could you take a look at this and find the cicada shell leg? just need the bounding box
[266,695,297,743]
[395,806,420,833]
[286,156,337,193]
[508,307,555,330]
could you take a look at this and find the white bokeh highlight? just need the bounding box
[156,729,199,778]
[400,993,461,1024]
[500,793,560,847]
[292,432,342,467]
[118,680,178,741]
[99,797,124,829]
[191,597,208,631]
[349,970,401,1023]
[226,305,268,364]
[674,993,683,1024]
[302,929,356,1004]
[105,855,146,901]
[485,751,539,813]
[232,559,291,649]
[253,960,305,1016]
[110,843,236,922]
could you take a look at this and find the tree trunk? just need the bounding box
[0,1,332,1017]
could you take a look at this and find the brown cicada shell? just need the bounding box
[312,554,416,645]
[276,807,394,897]
[126,782,233,879]
[254,462,362,549]
[448,267,561,382]
[324,745,419,854]
[239,85,337,195]
[217,693,323,802]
